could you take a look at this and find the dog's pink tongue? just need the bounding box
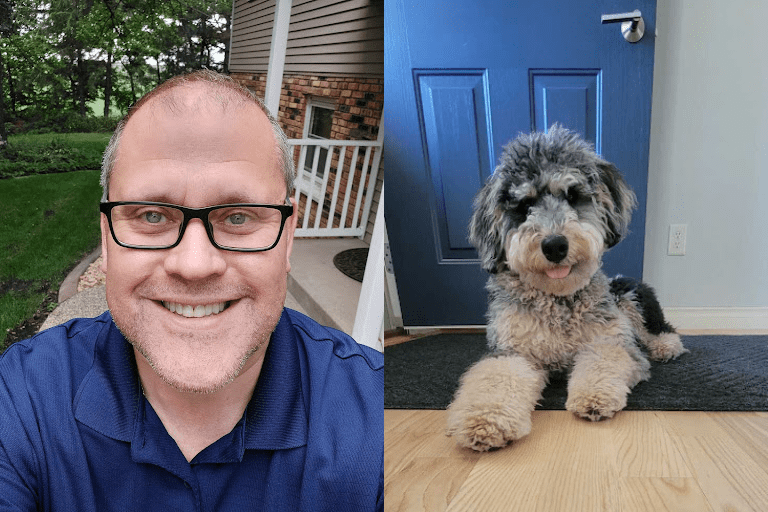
[546,265,571,279]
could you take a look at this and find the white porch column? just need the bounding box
[352,187,385,352]
[264,0,292,116]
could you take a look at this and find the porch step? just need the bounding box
[287,238,368,335]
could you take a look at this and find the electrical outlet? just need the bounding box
[668,224,687,256]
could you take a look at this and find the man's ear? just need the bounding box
[99,213,109,273]
[283,197,298,273]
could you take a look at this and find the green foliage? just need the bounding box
[1,0,233,133]
[0,132,111,178]
[5,112,120,135]
[0,169,102,346]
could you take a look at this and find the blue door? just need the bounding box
[385,0,657,327]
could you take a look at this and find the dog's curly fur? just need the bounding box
[447,126,688,452]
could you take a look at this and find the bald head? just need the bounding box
[100,70,294,202]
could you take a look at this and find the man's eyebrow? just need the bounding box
[213,194,271,204]
[122,193,284,206]
[118,193,179,204]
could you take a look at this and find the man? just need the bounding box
[0,70,383,511]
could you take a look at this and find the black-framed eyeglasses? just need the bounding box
[99,200,294,252]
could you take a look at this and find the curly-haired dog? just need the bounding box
[447,125,687,452]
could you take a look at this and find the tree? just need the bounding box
[0,0,14,145]
[0,0,233,130]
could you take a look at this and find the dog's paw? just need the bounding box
[446,408,530,452]
[566,390,627,422]
[646,332,689,362]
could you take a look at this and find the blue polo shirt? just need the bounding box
[0,309,383,511]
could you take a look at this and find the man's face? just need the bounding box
[100,87,296,393]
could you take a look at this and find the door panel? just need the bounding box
[531,70,602,151]
[415,70,492,259]
[385,0,657,326]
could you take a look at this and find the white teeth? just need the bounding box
[162,301,228,318]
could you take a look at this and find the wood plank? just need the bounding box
[385,456,478,512]
[670,430,768,511]
[446,412,620,512]
[619,478,713,512]
[385,410,768,511]
[711,413,768,470]
[610,411,692,477]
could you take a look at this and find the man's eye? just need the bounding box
[143,211,166,224]
[227,213,248,225]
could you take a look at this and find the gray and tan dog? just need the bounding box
[447,125,687,452]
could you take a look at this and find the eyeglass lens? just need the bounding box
[109,204,284,250]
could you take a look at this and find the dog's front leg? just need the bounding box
[446,354,547,451]
[565,340,650,421]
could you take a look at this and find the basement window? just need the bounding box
[300,98,335,199]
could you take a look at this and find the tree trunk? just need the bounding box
[103,51,112,117]
[0,47,7,147]
[222,12,231,73]
[126,57,136,104]
[76,48,87,116]
[5,57,15,115]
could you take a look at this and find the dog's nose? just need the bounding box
[541,235,569,263]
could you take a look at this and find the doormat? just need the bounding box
[333,248,368,282]
[384,333,768,411]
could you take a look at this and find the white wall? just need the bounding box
[644,0,768,328]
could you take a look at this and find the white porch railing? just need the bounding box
[289,139,382,238]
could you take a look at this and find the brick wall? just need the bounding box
[230,73,383,141]
[230,72,383,234]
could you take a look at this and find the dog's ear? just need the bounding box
[595,162,637,248]
[469,174,508,273]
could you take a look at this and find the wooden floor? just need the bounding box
[384,330,768,512]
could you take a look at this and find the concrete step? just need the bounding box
[287,238,368,335]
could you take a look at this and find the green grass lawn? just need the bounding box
[0,132,112,179]
[0,169,103,348]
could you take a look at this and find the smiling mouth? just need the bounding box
[161,300,230,318]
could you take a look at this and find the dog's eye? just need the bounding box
[565,188,580,205]
[515,197,535,216]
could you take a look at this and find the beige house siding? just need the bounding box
[229,0,275,73]
[230,0,384,77]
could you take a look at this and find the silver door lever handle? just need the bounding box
[601,9,644,43]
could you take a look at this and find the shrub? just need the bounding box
[0,133,111,179]
[5,113,121,136]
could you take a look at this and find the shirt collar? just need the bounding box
[73,310,308,451]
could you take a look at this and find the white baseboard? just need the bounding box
[664,307,768,331]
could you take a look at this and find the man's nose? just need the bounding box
[163,219,226,279]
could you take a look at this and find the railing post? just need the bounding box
[264,0,292,116]
[352,187,385,352]
[357,125,384,239]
